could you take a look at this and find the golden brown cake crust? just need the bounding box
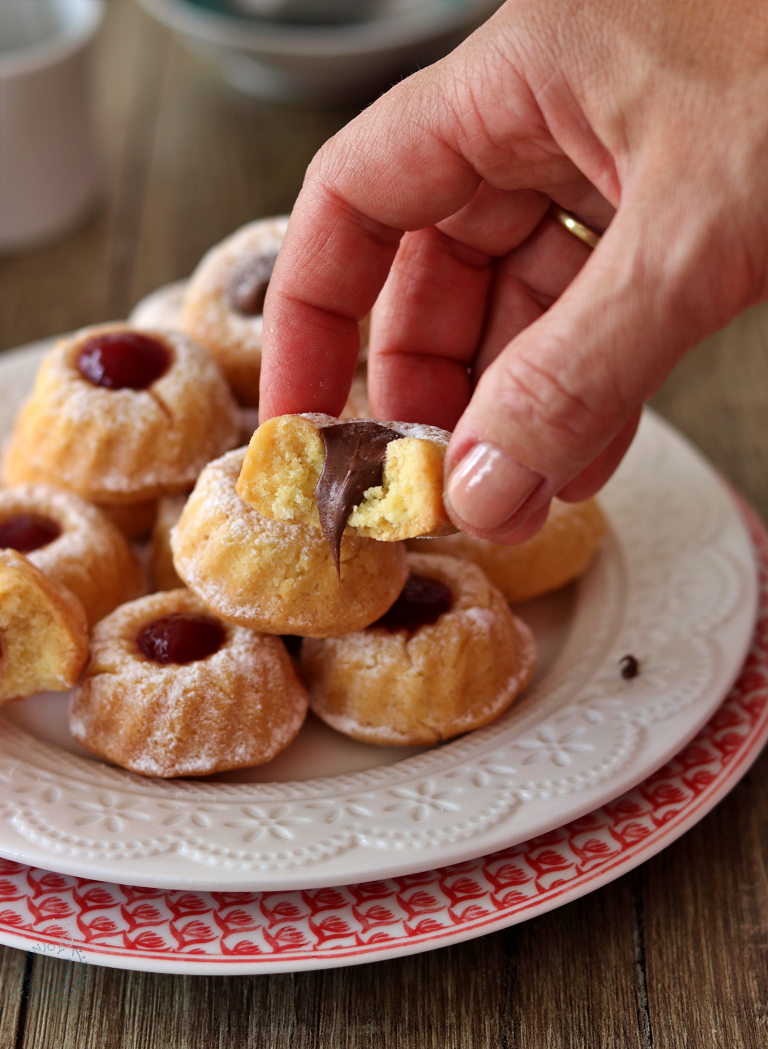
[0,548,89,702]
[171,448,409,637]
[128,280,187,330]
[236,413,455,542]
[302,552,536,746]
[69,588,308,778]
[0,484,146,628]
[179,216,290,406]
[409,498,608,603]
[178,218,370,407]
[2,324,240,505]
[150,494,188,592]
[96,498,158,540]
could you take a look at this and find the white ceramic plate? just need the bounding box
[0,339,758,892]
[0,495,765,976]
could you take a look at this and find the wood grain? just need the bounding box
[16,879,646,1049]
[639,754,768,1049]
[651,302,768,522]
[1,2,768,1047]
[0,945,29,1046]
[0,0,355,351]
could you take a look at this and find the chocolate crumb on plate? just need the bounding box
[620,654,640,679]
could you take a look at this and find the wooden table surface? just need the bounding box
[1,3,767,1046]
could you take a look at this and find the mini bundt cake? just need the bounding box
[409,498,608,603]
[171,448,409,637]
[2,323,240,511]
[97,499,159,541]
[69,588,308,778]
[236,413,455,570]
[128,280,187,330]
[178,216,289,406]
[149,493,187,592]
[302,552,536,746]
[0,484,146,627]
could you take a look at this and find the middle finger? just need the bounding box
[368,186,553,427]
[474,212,595,380]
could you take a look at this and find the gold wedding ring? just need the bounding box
[550,204,602,249]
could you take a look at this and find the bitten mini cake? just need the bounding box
[237,413,455,571]
[69,588,308,778]
[172,448,409,637]
[0,549,89,703]
[2,324,241,518]
[409,498,608,603]
[0,484,146,627]
[302,552,536,746]
[178,216,289,406]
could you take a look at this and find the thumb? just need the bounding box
[443,192,716,541]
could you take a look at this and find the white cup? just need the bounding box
[0,0,104,254]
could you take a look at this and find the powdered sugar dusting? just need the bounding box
[299,413,450,448]
[0,484,114,569]
[0,483,147,625]
[171,449,317,621]
[304,553,537,745]
[180,217,289,356]
[70,588,307,778]
[128,281,187,330]
[7,324,240,499]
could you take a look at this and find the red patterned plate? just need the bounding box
[0,497,765,975]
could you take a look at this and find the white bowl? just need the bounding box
[0,0,103,253]
[136,0,501,104]
[225,0,387,23]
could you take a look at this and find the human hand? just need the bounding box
[259,0,768,543]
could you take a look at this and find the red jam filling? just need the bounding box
[77,332,171,390]
[137,613,225,665]
[0,513,61,553]
[372,574,453,633]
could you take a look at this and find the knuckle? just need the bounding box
[493,348,625,466]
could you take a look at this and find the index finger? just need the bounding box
[258,72,483,420]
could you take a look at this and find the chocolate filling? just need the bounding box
[372,574,453,632]
[315,419,400,575]
[137,613,225,666]
[77,332,171,391]
[0,514,61,553]
[228,252,278,316]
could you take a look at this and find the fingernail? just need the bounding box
[446,443,542,531]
